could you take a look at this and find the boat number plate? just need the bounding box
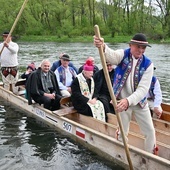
[63,121,72,133]
[35,108,46,118]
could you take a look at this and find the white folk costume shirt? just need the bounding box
[0,41,19,67]
[104,46,153,106]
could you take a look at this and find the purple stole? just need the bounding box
[113,48,152,108]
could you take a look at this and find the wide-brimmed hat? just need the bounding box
[129,33,151,47]
[2,31,10,37]
[60,54,71,61]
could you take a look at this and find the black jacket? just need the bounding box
[93,69,114,97]
[26,68,61,105]
[71,76,99,116]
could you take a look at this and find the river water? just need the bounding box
[0,42,169,170]
[18,42,170,103]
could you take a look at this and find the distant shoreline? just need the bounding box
[15,35,169,44]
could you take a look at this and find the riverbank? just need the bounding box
[17,35,169,44]
[18,35,131,43]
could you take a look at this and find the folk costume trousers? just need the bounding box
[1,70,19,94]
[117,103,156,153]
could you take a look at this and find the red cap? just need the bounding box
[83,59,94,71]
[27,62,36,71]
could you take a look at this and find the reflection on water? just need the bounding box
[18,42,170,103]
[0,98,124,170]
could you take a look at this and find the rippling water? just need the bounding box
[0,98,123,170]
[0,42,169,170]
[18,42,170,103]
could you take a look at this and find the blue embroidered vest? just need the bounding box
[57,66,76,85]
[113,48,152,108]
[148,76,157,100]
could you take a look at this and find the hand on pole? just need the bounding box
[116,99,129,112]
[93,35,105,50]
[3,41,9,48]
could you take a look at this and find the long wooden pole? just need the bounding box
[94,25,133,170]
[0,0,29,55]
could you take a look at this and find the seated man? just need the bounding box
[71,59,107,122]
[26,59,62,111]
[78,56,99,74]
[94,62,115,114]
[51,53,78,73]
[147,74,163,118]
[54,54,77,97]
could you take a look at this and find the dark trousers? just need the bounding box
[32,95,61,111]
[98,95,115,114]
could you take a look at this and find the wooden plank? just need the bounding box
[152,118,170,133]
[15,79,26,86]
[160,110,170,122]
[107,113,170,132]
[65,113,170,160]
[107,113,170,145]
[53,107,77,116]
[60,97,71,105]
[64,113,170,169]
[161,103,170,112]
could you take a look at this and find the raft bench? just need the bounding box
[53,97,77,116]
[161,103,170,122]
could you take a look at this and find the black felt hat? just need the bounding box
[2,31,10,36]
[60,54,71,61]
[129,33,151,47]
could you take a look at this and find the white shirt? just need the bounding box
[0,41,19,67]
[146,79,162,107]
[55,66,77,90]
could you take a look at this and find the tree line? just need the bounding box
[0,0,169,41]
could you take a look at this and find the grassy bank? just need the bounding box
[18,35,133,43]
[17,35,170,44]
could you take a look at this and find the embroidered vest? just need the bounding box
[57,66,76,85]
[113,48,151,108]
[148,76,157,100]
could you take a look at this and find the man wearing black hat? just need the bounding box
[0,31,19,94]
[54,54,77,97]
[94,33,157,155]
[50,53,78,73]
